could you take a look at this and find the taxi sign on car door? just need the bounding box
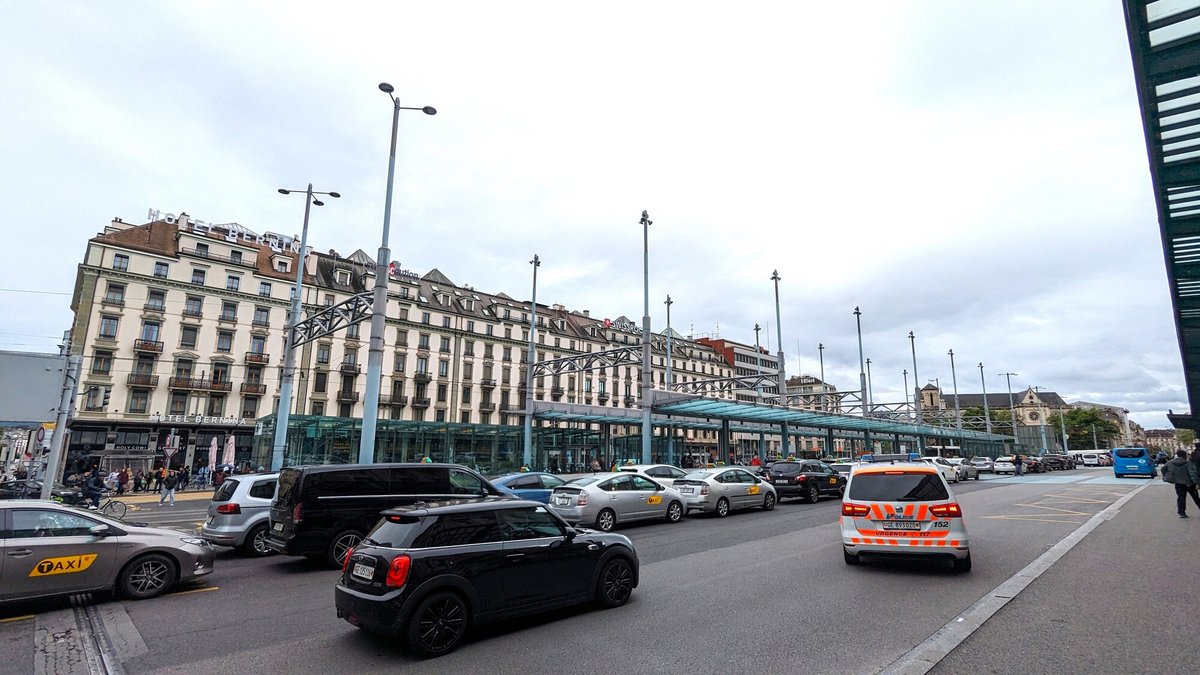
[29,554,98,577]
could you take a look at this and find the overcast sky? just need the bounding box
[0,1,1185,429]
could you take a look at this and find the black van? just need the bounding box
[265,463,503,567]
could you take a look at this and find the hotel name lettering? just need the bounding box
[149,414,250,426]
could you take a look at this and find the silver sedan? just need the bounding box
[0,499,215,602]
[673,467,777,517]
[548,472,686,531]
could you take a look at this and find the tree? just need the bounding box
[1177,429,1196,447]
[1049,409,1120,449]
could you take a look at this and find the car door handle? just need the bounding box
[506,553,525,560]
[6,549,33,558]
[588,544,599,551]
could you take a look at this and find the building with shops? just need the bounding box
[66,212,735,475]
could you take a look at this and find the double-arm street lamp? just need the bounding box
[523,255,540,468]
[271,184,340,471]
[359,83,436,465]
[664,294,674,465]
[640,211,653,464]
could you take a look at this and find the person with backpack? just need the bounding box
[83,469,105,510]
[1162,449,1200,518]
[158,470,178,507]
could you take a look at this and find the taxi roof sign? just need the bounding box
[859,452,923,464]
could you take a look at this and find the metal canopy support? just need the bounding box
[530,345,642,378]
[671,373,782,397]
[290,292,373,349]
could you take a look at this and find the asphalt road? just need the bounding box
[0,468,1177,675]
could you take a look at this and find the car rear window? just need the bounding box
[848,472,949,502]
[249,479,277,500]
[830,464,851,473]
[212,479,239,502]
[566,476,600,487]
[1114,448,1146,459]
[683,471,714,480]
[275,469,301,505]
[769,463,803,475]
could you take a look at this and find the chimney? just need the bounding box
[177,212,190,228]
[582,309,590,318]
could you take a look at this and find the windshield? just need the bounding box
[848,472,950,502]
[768,463,803,475]
[683,471,714,480]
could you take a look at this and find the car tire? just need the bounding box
[117,553,178,600]
[326,530,363,569]
[595,509,616,532]
[806,484,820,504]
[762,493,776,511]
[595,557,635,608]
[715,497,730,518]
[405,590,469,658]
[843,548,860,566]
[665,501,683,523]
[950,553,973,573]
[838,485,845,498]
[241,523,275,557]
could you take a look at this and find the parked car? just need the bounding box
[919,456,961,483]
[968,457,994,473]
[1040,455,1066,471]
[994,457,1016,474]
[267,463,503,568]
[0,479,78,501]
[335,497,639,657]
[1023,457,1047,473]
[765,460,847,502]
[828,462,854,478]
[201,472,279,556]
[1079,453,1101,467]
[0,499,215,602]
[947,458,979,481]
[617,463,689,487]
[489,472,567,503]
[673,467,777,516]
[548,472,685,531]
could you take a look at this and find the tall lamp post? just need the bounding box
[640,211,653,464]
[948,349,961,433]
[903,369,910,417]
[755,323,766,458]
[664,294,674,465]
[522,255,540,468]
[271,184,340,471]
[974,360,993,432]
[1059,408,1070,454]
[772,270,789,458]
[999,372,1019,446]
[1033,386,1050,452]
[360,82,437,464]
[865,358,874,414]
[817,343,825,411]
[908,331,921,423]
[854,307,869,454]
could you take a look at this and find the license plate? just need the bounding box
[351,562,374,581]
[273,522,283,532]
[774,480,788,485]
[554,496,571,506]
[882,521,920,531]
[206,516,214,525]
[681,487,694,494]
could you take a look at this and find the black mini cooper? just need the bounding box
[334,497,640,658]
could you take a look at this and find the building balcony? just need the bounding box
[143,302,166,313]
[551,386,565,397]
[499,404,521,412]
[218,312,238,323]
[339,362,361,375]
[480,378,496,388]
[624,396,636,407]
[168,377,232,392]
[133,339,163,353]
[101,296,125,307]
[182,308,203,319]
[413,373,432,384]
[252,318,271,328]
[126,374,159,387]
[240,382,267,395]
[598,393,610,403]
[181,247,257,269]
[245,351,271,365]
[379,394,408,406]
[337,390,360,403]
[477,403,496,412]
[411,397,431,408]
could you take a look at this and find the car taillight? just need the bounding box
[215,503,241,514]
[385,554,411,588]
[342,549,353,574]
[930,503,963,518]
[292,503,302,523]
[795,475,806,483]
[700,484,709,495]
[576,493,588,506]
[842,502,870,517]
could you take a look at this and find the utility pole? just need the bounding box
[40,353,82,500]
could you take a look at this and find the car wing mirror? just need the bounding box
[89,524,112,537]
[565,528,577,541]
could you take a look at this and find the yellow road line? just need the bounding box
[164,586,220,597]
[0,615,35,624]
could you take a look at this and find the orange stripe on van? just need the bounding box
[916,504,929,520]
[871,504,885,520]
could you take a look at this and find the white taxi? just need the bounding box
[840,453,971,572]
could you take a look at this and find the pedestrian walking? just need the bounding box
[1014,454,1023,476]
[152,467,165,493]
[158,470,178,507]
[1162,449,1200,518]
[590,458,600,473]
[177,467,190,493]
[117,467,129,495]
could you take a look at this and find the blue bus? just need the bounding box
[1111,447,1156,478]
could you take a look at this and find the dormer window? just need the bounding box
[335,269,351,285]
[272,254,291,274]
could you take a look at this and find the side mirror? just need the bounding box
[565,528,577,541]
[89,524,112,537]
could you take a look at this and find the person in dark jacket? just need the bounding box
[1163,450,1200,518]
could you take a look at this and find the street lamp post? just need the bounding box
[854,307,870,454]
[640,211,653,464]
[271,184,340,471]
[772,270,789,458]
[817,343,825,411]
[908,331,921,423]
[1059,408,1069,454]
[948,349,961,433]
[664,294,674,465]
[522,255,540,468]
[979,362,992,434]
[360,83,437,465]
[999,372,1019,446]
[1033,386,1049,452]
[865,358,874,414]
[755,323,766,458]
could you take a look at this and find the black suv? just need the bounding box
[335,497,639,657]
[764,460,847,502]
[266,463,504,568]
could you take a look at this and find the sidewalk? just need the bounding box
[117,488,214,504]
